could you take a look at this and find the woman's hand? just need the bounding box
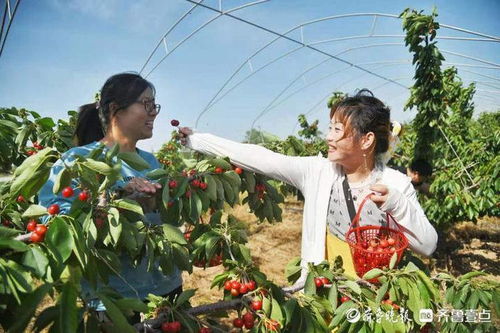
[121,177,162,212]
[123,177,162,195]
[369,183,389,208]
[178,127,193,145]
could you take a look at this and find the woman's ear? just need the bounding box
[361,132,375,151]
[109,102,119,115]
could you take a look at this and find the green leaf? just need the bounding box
[107,207,122,245]
[59,282,78,333]
[328,282,339,311]
[53,167,72,194]
[146,168,168,180]
[174,289,196,306]
[163,224,187,245]
[204,174,217,201]
[45,217,74,262]
[22,246,49,277]
[376,282,390,303]
[22,204,48,218]
[304,272,316,295]
[82,159,113,175]
[115,298,149,314]
[97,293,136,333]
[344,280,362,295]
[113,199,144,215]
[271,298,284,323]
[172,243,191,273]
[208,158,232,170]
[118,152,150,171]
[389,252,398,269]
[262,296,272,316]
[362,268,384,280]
[285,257,302,283]
[458,271,485,281]
[0,238,28,252]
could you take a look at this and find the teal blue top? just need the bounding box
[38,142,182,310]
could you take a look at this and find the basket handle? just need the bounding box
[351,193,405,234]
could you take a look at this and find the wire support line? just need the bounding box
[441,50,500,68]
[139,0,204,75]
[0,0,21,58]
[186,5,411,126]
[142,0,269,78]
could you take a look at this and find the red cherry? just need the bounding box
[244,320,254,329]
[224,280,232,291]
[234,167,243,175]
[189,169,197,176]
[78,191,89,201]
[161,322,171,332]
[239,284,248,294]
[214,167,224,174]
[230,288,240,297]
[95,218,106,228]
[199,328,211,333]
[47,204,60,215]
[170,321,181,332]
[243,312,254,323]
[320,277,330,285]
[387,237,396,246]
[191,179,200,188]
[369,239,379,248]
[340,296,350,303]
[183,232,191,241]
[26,220,37,232]
[26,150,35,156]
[184,190,191,198]
[233,318,244,328]
[246,280,256,291]
[168,180,178,188]
[199,182,208,190]
[380,240,389,248]
[170,119,180,127]
[231,280,241,290]
[1,219,11,227]
[17,195,25,203]
[360,241,368,249]
[167,200,175,207]
[314,277,323,288]
[35,224,47,236]
[61,187,74,198]
[30,232,43,243]
[251,299,262,311]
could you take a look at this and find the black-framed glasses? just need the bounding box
[136,99,161,115]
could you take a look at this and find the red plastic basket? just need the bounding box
[345,194,409,278]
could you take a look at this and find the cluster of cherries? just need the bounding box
[254,183,266,200]
[26,141,44,156]
[26,219,47,243]
[193,253,223,268]
[359,236,397,253]
[232,297,265,330]
[224,278,257,297]
[160,321,181,332]
[314,277,351,303]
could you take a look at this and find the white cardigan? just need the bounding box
[187,132,438,279]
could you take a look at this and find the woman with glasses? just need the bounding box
[38,72,181,324]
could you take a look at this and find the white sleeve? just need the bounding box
[380,181,438,257]
[186,132,315,192]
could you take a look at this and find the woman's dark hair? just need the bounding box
[329,89,391,155]
[409,159,433,177]
[74,72,155,146]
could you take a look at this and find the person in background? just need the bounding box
[407,159,433,197]
[38,72,182,324]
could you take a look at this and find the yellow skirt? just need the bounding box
[325,231,357,278]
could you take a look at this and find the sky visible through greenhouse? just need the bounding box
[0,0,499,152]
